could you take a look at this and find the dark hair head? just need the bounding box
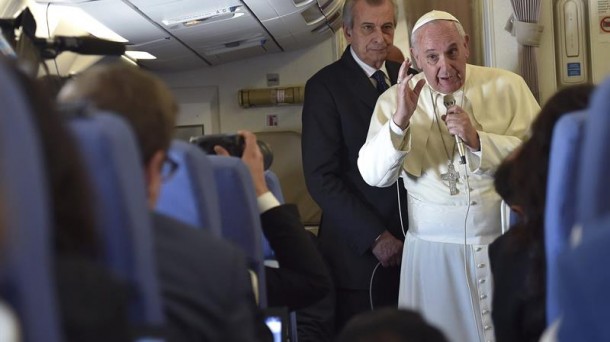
[58,63,178,165]
[511,83,594,234]
[336,308,447,342]
[7,60,99,258]
[494,83,594,304]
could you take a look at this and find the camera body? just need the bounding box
[191,134,273,170]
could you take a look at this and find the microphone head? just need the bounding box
[443,94,456,108]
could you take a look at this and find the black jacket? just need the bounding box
[302,47,412,291]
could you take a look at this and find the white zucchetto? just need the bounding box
[412,10,460,34]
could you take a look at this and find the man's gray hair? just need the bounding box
[342,0,398,29]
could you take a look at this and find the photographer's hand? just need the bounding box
[214,130,269,196]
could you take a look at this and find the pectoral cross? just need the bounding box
[440,162,460,195]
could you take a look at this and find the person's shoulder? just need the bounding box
[489,231,507,260]
[385,59,401,71]
[469,64,527,83]
[489,228,535,264]
[308,48,356,83]
[307,58,346,84]
[262,203,299,217]
[152,212,243,257]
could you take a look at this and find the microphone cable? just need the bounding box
[397,180,407,238]
[369,261,381,310]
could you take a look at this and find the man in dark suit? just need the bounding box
[58,64,267,342]
[301,0,414,332]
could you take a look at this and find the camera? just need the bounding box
[191,134,274,170]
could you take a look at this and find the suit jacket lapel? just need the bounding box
[386,60,400,85]
[340,47,379,111]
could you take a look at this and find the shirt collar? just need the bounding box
[350,46,388,79]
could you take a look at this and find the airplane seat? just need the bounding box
[0,61,62,342]
[578,76,610,226]
[207,155,268,308]
[544,110,587,325]
[255,131,321,228]
[263,170,285,260]
[156,139,222,236]
[67,112,165,339]
[554,214,610,341]
[265,170,285,204]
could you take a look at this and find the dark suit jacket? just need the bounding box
[302,46,411,291]
[55,255,131,342]
[263,204,331,310]
[152,212,264,342]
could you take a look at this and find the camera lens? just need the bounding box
[191,134,273,170]
[257,140,273,171]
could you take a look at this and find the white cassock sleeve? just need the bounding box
[357,85,409,188]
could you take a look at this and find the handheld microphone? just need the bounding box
[443,94,466,165]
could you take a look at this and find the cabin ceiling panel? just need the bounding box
[33,0,345,70]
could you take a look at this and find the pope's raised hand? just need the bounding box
[392,59,425,130]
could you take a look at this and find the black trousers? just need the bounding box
[335,265,400,334]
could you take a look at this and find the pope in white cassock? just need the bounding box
[357,10,540,342]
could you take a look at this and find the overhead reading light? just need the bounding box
[161,5,245,27]
[125,51,156,60]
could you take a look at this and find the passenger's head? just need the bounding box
[6,60,99,257]
[342,0,397,69]
[386,45,405,63]
[496,84,594,233]
[510,84,594,225]
[410,10,469,94]
[58,63,179,207]
[336,308,448,342]
[58,63,178,165]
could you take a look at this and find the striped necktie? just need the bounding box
[372,70,389,94]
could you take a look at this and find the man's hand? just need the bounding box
[214,130,269,196]
[371,230,403,267]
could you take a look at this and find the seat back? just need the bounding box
[263,170,285,259]
[265,170,285,204]
[555,215,610,341]
[156,140,222,236]
[0,61,62,342]
[208,155,267,307]
[255,131,320,226]
[578,77,610,225]
[67,112,164,331]
[544,110,587,324]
